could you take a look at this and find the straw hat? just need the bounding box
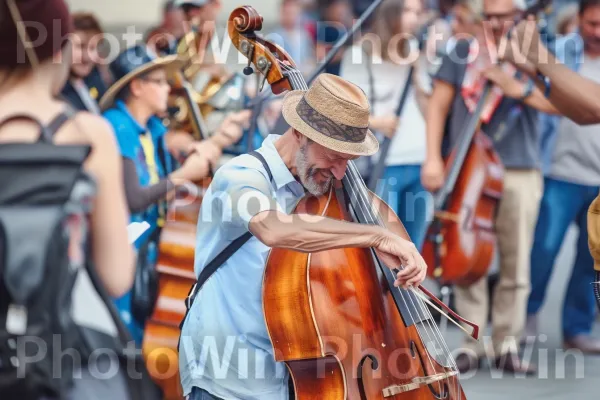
[282,73,379,156]
[99,45,186,110]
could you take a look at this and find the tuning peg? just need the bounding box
[240,40,255,76]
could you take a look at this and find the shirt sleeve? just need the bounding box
[434,39,469,88]
[588,192,600,272]
[201,161,282,237]
[122,158,173,213]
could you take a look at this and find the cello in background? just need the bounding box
[229,6,479,399]
[421,77,504,287]
[421,0,551,288]
[142,67,214,399]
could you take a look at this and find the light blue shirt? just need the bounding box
[179,135,305,400]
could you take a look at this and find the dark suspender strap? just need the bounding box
[178,151,274,333]
[249,150,273,182]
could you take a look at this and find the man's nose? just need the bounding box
[330,160,348,180]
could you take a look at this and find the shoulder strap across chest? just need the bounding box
[248,150,273,184]
[178,150,276,335]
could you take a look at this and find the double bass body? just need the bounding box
[423,131,504,287]
[264,186,465,400]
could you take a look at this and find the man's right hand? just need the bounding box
[421,156,445,192]
[370,115,400,139]
[171,153,212,184]
[187,139,222,167]
[500,15,548,77]
[373,231,428,289]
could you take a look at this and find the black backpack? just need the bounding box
[0,111,161,400]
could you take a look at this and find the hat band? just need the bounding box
[296,96,368,144]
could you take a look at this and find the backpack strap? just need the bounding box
[44,108,75,141]
[178,150,274,332]
[0,107,76,143]
[0,114,50,141]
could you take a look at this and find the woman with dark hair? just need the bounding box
[0,0,135,398]
[339,0,431,249]
[0,1,134,299]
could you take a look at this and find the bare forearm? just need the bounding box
[524,87,560,115]
[249,210,384,252]
[425,100,447,159]
[536,54,600,124]
[425,82,454,159]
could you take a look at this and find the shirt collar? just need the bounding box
[258,134,302,192]
[115,100,167,138]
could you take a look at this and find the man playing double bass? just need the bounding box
[178,73,428,400]
[421,0,558,375]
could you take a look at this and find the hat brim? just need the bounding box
[281,90,379,157]
[99,55,187,111]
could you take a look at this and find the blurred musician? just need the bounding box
[60,12,111,113]
[422,0,558,374]
[98,45,222,344]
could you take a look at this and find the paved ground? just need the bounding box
[439,224,600,400]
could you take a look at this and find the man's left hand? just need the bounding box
[186,139,222,168]
[483,66,525,99]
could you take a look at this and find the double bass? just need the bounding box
[422,0,551,287]
[142,67,215,399]
[228,6,478,399]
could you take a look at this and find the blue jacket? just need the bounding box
[103,100,173,247]
[539,32,584,174]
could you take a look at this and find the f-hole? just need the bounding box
[413,343,449,399]
[357,354,379,400]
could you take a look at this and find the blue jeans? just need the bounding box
[375,164,431,250]
[188,387,223,400]
[528,177,599,338]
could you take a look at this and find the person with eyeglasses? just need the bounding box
[98,45,223,345]
[421,0,560,375]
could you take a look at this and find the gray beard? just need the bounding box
[296,145,333,196]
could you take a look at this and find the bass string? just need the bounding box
[347,163,461,400]
[347,162,461,400]
[345,162,450,396]
[283,64,308,91]
[347,162,461,399]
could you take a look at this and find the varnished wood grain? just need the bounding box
[422,132,504,286]
[264,188,468,400]
[142,184,209,400]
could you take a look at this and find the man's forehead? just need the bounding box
[483,0,515,12]
[318,144,359,160]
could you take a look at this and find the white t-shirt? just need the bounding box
[339,44,427,166]
[550,55,600,186]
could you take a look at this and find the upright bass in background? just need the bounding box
[227,5,479,399]
[421,0,552,289]
[141,65,216,399]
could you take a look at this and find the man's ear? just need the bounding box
[129,79,143,97]
[291,128,302,142]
